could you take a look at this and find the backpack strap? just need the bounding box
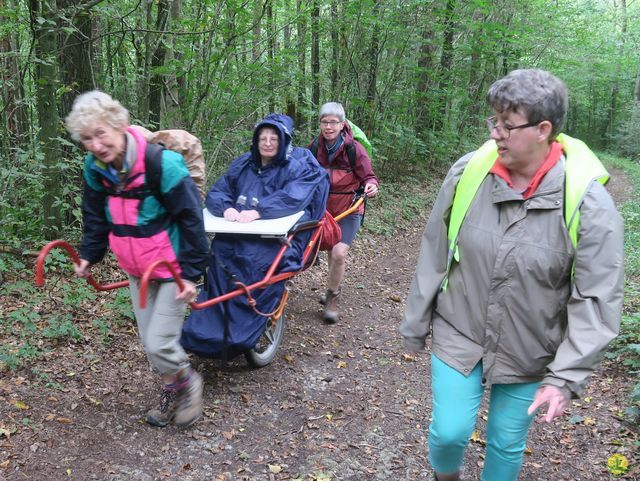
[144,143,166,206]
[311,136,357,172]
[345,142,356,171]
[310,137,319,158]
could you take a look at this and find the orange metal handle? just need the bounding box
[35,240,129,291]
[334,195,364,222]
[139,259,188,309]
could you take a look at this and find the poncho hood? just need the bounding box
[251,113,294,166]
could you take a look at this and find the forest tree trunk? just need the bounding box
[0,0,28,150]
[311,0,320,109]
[30,0,63,238]
[296,0,307,128]
[149,0,169,128]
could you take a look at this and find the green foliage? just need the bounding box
[363,175,439,237]
[0,262,88,370]
[607,313,640,414]
[600,152,640,282]
[0,147,47,241]
[0,141,83,244]
[0,341,45,371]
[611,103,640,162]
[92,318,113,345]
[31,367,64,391]
[41,314,83,341]
[103,289,136,324]
[0,243,140,372]
[4,0,640,240]
[57,281,97,307]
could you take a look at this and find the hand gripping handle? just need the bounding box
[139,259,190,309]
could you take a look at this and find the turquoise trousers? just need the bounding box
[429,355,539,481]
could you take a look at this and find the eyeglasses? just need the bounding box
[486,116,540,138]
[320,120,343,127]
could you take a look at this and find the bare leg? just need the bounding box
[323,242,350,324]
[328,242,349,291]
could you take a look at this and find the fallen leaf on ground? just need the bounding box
[9,400,29,410]
[470,431,486,445]
[0,426,16,439]
[607,453,629,475]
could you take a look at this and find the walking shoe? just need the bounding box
[146,386,178,427]
[322,288,340,324]
[174,369,203,428]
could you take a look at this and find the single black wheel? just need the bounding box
[245,309,286,368]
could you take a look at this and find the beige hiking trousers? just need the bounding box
[128,276,190,376]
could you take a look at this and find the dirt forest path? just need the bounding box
[1,170,639,481]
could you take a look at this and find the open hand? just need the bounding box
[527,385,568,423]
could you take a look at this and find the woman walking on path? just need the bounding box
[400,69,624,481]
[310,102,379,324]
[65,91,209,428]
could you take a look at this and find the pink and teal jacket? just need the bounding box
[80,127,208,282]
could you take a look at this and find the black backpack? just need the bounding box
[99,143,173,212]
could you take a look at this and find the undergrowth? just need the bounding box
[0,251,134,372]
[362,166,444,237]
[600,152,640,419]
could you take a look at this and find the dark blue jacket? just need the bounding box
[181,114,329,359]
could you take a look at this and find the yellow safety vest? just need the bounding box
[442,133,609,289]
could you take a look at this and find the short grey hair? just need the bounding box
[65,90,129,141]
[486,69,567,138]
[319,102,346,121]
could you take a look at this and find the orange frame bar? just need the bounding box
[35,240,129,291]
[34,196,365,311]
[139,197,364,309]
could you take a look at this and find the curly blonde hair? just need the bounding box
[65,90,129,141]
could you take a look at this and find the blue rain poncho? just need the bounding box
[181,114,329,359]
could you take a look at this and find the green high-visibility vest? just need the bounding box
[442,133,609,290]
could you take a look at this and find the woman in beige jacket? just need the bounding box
[400,69,624,481]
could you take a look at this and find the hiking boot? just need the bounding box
[146,386,178,427]
[174,368,203,428]
[322,288,340,324]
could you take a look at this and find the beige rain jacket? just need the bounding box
[400,152,624,399]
